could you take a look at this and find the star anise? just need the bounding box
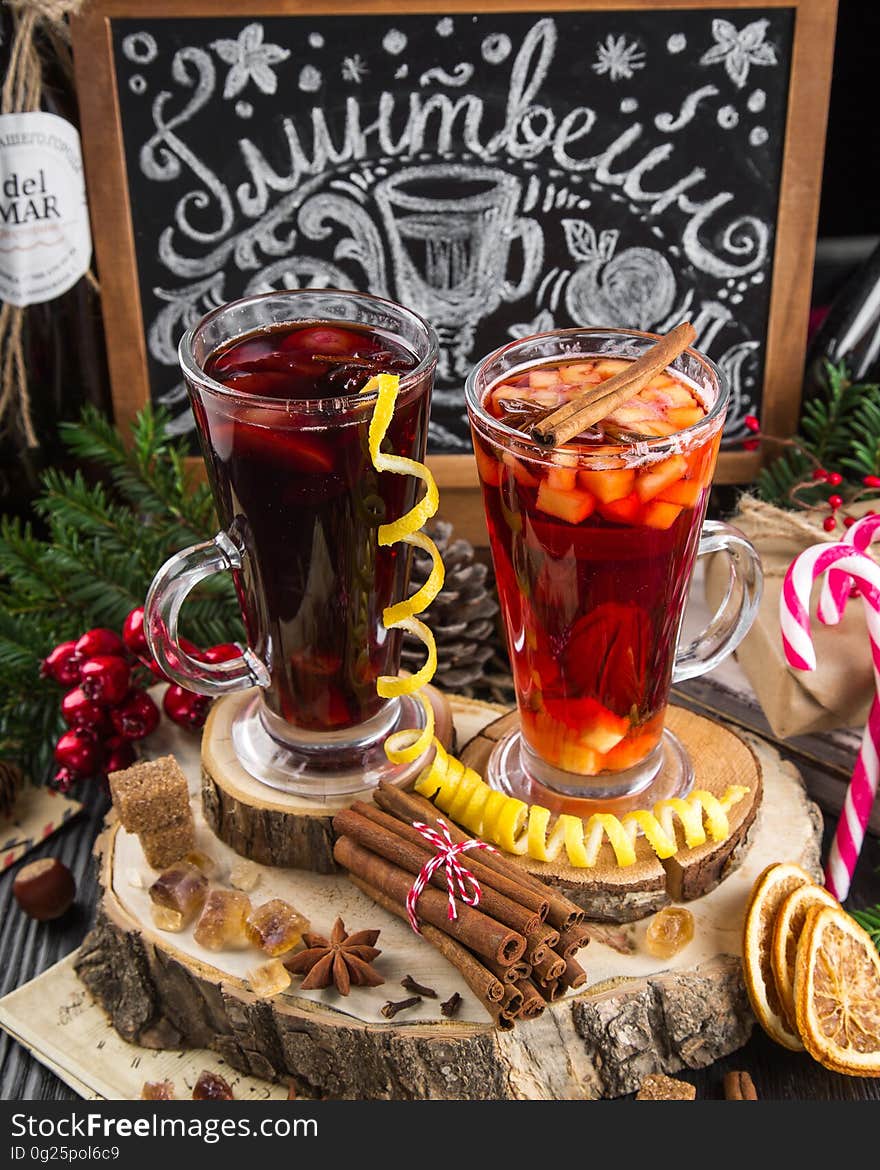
[285,917,383,996]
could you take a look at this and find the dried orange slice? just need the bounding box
[794,905,880,1076]
[771,883,840,1031]
[742,862,813,1050]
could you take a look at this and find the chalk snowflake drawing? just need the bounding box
[592,35,646,82]
[509,310,555,339]
[211,23,290,99]
[341,54,369,83]
[700,19,777,90]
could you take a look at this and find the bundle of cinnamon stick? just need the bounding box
[332,782,590,1029]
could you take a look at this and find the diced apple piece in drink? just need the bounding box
[594,359,631,378]
[577,468,635,503]
[658,478,702,507]
[667,406,704,430]
[536,482,595,524]
[636,421,677,437]
[473,442,502,486]
[598,491,641,525]
[559,361,600,384]
[546,466,577,491]
[603,730,661,771]
[606,403,646,426]
[635,455,688,502]
[529,368,560,388]
[555,741,600,775]
[503,452,540,487]
[641,500,684,530]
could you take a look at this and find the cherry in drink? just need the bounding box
[198,321,427,735]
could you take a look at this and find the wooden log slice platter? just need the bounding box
[201,684,454,872]
[460,705,764,923]
[76,697,823,1100]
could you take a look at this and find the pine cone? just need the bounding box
[401,520,515,705]
[0,760,24,820]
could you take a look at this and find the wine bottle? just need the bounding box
[805,240,880,391]
[0,5,110,515]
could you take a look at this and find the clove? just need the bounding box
[401,974,437,998]
[440,991,463,1018]
[380,995,421,1019]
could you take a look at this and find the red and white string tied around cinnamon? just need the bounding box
[405,818,498,934]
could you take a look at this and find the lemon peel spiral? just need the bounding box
[362,373,749,869]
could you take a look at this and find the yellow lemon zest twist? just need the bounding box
[362,374,749,868]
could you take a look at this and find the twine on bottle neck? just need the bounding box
[1,0,95,449]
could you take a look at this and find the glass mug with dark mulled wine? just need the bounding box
[145,290,438,796]
[465,328,762,813]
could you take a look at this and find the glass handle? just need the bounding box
[144,532,270,697]
[672,519,763,684]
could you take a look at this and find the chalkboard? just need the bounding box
[71,1,837,486]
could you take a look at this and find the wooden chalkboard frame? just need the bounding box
[71,0,837,545]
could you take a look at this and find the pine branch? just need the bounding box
[60,405,216,543]
[757,359,880,511]
[851,905,880,954]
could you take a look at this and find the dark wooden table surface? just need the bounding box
[1,678,878,1102]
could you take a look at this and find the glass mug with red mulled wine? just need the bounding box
[465,328,762,812]
[144,290,438,796]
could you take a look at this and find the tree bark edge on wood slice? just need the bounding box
[200,684,454,872]
[458,705,765,922]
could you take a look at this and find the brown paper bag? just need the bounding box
[705,496,874,739]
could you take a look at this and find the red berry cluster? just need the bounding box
[811,469,879,534]
[41,608,239,790]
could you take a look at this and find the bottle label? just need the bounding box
[0,111,93,307]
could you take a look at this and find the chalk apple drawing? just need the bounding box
[562,220,676,330]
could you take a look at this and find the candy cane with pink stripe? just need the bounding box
[781,544,880,899]
[820,513,880,624]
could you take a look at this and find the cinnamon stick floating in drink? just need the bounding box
[530,321,697,448]
[334,836,526,965]
[375,782,582,931]
[333,807,542,937]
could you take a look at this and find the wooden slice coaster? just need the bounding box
[76,696,822,1100]
[459,705,764,922]
[201,685,453,872]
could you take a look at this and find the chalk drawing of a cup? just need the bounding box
[374,164,544,382]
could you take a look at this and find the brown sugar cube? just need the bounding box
[635,1073,696,1101]
[139,818,196,870]
[108,755,191,834]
